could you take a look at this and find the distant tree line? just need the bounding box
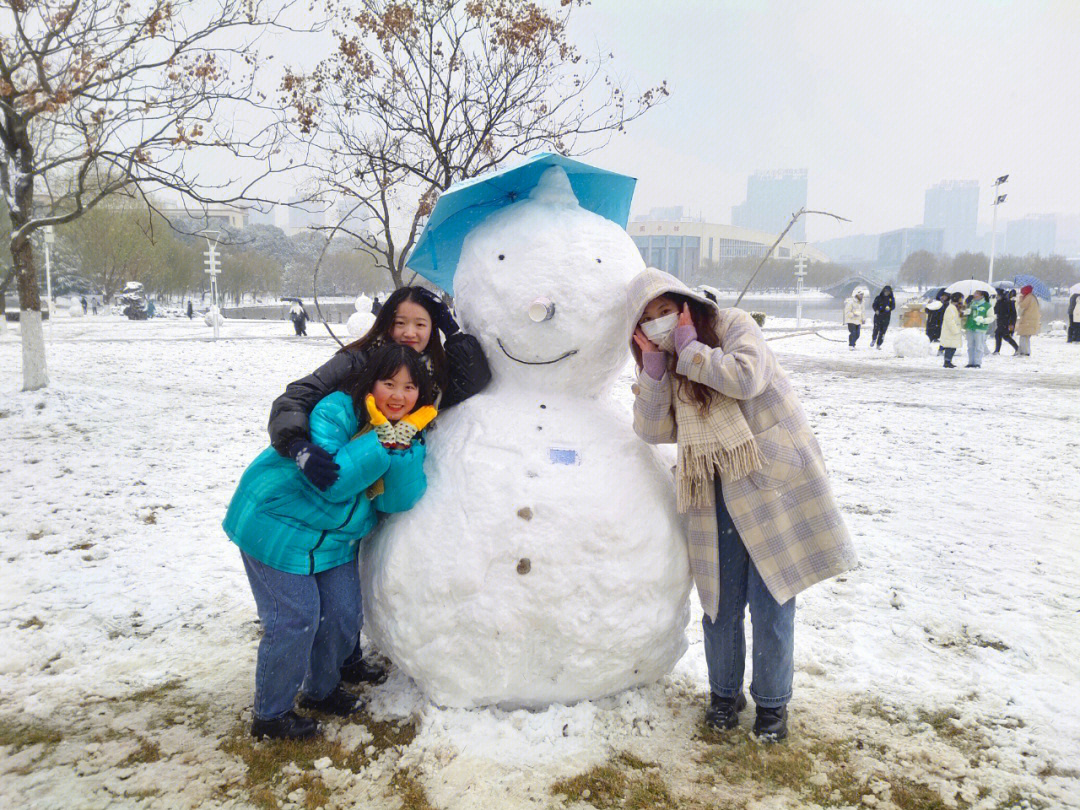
[898,251,1078,291]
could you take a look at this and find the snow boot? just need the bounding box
[340,657,388,685]
[298,685,366,717]
[752,705,788,741]
[250,710,321,741]
[704,692,747,731]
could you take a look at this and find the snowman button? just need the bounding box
[517,558,531,575]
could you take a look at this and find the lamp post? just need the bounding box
[987,174,1008,285]
[43,225,55,322]
[794,243,808,328]
[201,230,222,340]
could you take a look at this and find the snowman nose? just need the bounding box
[528,297,555,322]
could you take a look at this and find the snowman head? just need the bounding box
[454,167,645,396]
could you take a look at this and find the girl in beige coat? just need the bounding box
[627,269,856,741]
[1015,286,1041,356]
[939,293,964,368]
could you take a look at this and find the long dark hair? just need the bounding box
[341,286,449,392]
[344,344,437,421]
[631,292,721,414]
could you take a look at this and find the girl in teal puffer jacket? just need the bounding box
[223,344,436,741]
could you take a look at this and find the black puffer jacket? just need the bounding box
[994,296,1017,332]
[872,290,895,316]
[268,332,491,455]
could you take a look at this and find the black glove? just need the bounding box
[414,287,459,336]
[288,439,340,491]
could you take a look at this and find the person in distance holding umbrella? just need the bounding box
[1015,285,1041,357]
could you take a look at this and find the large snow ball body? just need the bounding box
[362,166,692,708]
[347,311,375,337]
[893,329,932,357]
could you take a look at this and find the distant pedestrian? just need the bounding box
[871,286,896,349]
[91,298,98,315]
[146,299,156,319]
[290,302,308,336]
[843,289,866,350]
[1015,285,1040,356]
[80,295,88,314]
[371,296,382,316]
[940,293,964,368]
[925,291,949,350]
[993,289,1018,354]
[187,300,194,320]
[1067,293,1080,344]
[964,290,992,368]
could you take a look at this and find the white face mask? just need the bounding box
[640,312,678,344]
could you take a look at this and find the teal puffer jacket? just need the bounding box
[223,392,427,575]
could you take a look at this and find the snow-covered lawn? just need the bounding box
[2,316,1078,810]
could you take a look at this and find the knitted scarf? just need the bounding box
[672,376,764,513]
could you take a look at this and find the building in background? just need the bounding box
[628,219,828,282]
[1005,215,1057,256]
[284,197,326,236]
[731,170,808,242]
[923,180,978,254]
[158,202,249,230]
[877,227,944,266]
[248,204,277,227]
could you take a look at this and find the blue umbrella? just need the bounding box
[1013,274,1052,300]
[406,152,637,294]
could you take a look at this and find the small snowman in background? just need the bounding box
[362,154,692,709]
[347,293,377,337]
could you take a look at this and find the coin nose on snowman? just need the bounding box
[527,297,555,322]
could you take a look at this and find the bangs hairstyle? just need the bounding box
[631,293,721,415]
[345,343,437,419]
[341,286,449,392]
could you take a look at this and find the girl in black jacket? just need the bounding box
[871,286,896,349]
[266,285,490,686]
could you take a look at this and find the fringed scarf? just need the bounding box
[672,378,765,513]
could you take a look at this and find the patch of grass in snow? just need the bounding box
[70,541,94,551]
[117,737,161,766]
[0,717,64,752]
[550,756,681,810]
[288,772,332,810]
[17,616,44,630]
[26,529,45,540]
[390,768,437,810]
[888,776,953,809]
[1036,761,1080,779]
[127,679,184,704]
[994,788,1049,810]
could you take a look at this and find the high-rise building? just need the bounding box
[923,180,979,254]
[731,170,808,242]
[877,227,944,266]
[1005,215,1057,256]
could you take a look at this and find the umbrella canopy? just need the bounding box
[993,279,1015,291]
[1069,282,1080,296]
[945,280,996,298]
[922,285,948,300]
[1013,274,1052,300]
[405,152,637,294]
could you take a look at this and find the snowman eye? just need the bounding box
[596,258,602,264]
[498,254,505,260]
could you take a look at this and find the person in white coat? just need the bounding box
[939,292,964,368]
[843,290,865,350]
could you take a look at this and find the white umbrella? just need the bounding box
[945,280,996,298]
[1069,282,1080,296]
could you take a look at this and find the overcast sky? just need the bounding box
[564,0,1080,241]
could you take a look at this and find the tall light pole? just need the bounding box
[794,242,808,328]
[201,230,222,340]
[987,174,1008,285]
[43,225,55,323]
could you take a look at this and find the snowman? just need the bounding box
[361,160,692,709]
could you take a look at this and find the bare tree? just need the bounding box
[280,0,667,289]
[0,0,303,390]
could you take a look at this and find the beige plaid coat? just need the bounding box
[629,270,856,619]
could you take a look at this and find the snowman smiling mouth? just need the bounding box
[497,338,579,366]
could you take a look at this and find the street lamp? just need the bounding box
[793,242,808,328]
[987,174,1008,285]
[200,229,222,340]
[43,225,55,322]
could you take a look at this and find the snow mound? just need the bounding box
[204,311,224,328]
[893,329,931,357]
[347,311,375,337]
[67,302,84,317]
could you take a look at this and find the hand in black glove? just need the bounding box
[414,287,459,336]
[288,439,340,491]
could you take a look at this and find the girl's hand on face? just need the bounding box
[677,303,694,329]
[633,327,659,355]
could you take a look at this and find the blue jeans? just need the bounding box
[701,482,796,708]
[241,552,361,720]
[966,330,986,366]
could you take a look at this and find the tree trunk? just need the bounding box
[15,237,48,390]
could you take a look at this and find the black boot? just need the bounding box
[250,710,321,741]
[298,685,365,717]
[704,692,747,731]
[753,705,788,741]
[340,657,388,685]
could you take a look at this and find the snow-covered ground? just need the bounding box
[2,315,1078,810]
